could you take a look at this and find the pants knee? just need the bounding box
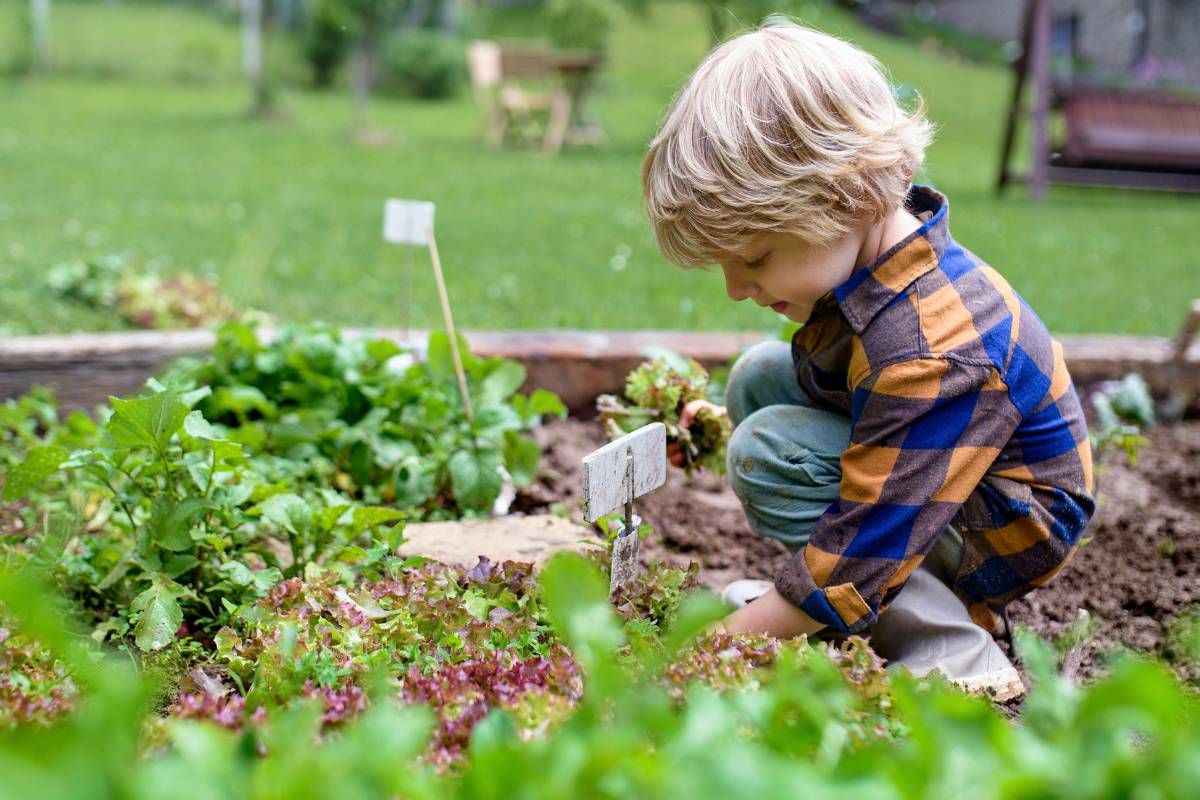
[726,405,847,499]
[726,405,847,553]
[726,411,765,501]
[726,340,796,426]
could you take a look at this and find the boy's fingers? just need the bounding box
[666,442,685,468]
[679,400,702,429]
[703,619,729,637]
[680,399,726,430]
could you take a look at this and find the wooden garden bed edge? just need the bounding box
[0,328,1195,414]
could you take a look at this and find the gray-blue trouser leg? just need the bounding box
[726,341,848,554]
[724,341,1015,682]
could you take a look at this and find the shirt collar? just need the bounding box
[830,185,951,334]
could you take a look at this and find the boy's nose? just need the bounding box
[723,269,756,302]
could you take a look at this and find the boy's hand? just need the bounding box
[667,400,727,468]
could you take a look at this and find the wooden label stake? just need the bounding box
[581,423,666,593]
[426,226,473,423]
[382,199,473,422]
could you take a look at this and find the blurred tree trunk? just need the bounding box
[436,0,458,32]
[345,0,406,141]
[402,0,429,28]
[350,30,374,136]
[30,0,50,74]
[243,0,279,118]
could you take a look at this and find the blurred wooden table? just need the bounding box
[543,51,608,155]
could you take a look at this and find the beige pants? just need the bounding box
[864,530,1015,681]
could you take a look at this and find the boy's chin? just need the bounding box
[781,304,813,324]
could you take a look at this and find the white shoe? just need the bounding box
[951,666,1026,703]
[720,579,774,608]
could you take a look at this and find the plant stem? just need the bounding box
[157,443,180,500]
[206,448,218,500]
[100,474,138,532]
[114,461,142,488]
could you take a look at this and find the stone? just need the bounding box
[398,514,593,568]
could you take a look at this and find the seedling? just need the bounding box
[597,355,729,475]
[581,422,666,593]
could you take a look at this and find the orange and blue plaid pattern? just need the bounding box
[774,186,1095,634]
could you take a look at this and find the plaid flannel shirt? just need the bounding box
[774,186,1095,635]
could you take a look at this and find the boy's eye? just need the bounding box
[746,252,771,269]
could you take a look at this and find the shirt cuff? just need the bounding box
[775,558,876,634]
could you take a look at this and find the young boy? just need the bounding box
[642,20,1095,698]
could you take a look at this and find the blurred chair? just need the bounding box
[467,40,571,153]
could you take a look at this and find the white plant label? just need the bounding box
[382,199,436,245]
[581,423,667,523]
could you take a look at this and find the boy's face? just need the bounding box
[715,226,867,324]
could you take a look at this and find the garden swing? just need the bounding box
[997,0,1200,198]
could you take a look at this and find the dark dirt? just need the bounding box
[1006,423,1200,681]
[525,418,792,591]
[528,417,1200,683]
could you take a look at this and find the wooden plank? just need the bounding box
[581,423,666,523]
[0,329,216,413]
[609,531,639,594]
[1006,167,1200,193]
[1046,166,1200,193]
[1,329,1196,416]
[1174,300,1200,363]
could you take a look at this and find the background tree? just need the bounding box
[241,0,280,118]
[304,0,354,88]
[30,0,51,74]
[546,0,616,53]
[700,0,793,46]
[343,0,409,138]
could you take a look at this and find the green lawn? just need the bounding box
[1,0,1197,336]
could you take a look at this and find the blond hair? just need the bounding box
[642,18,934,268]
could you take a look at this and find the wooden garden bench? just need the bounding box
[997,0,1200,196]
[1059,89,1200,172]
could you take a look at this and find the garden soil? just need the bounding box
[526,417,1200,682]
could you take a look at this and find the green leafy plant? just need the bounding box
[168,323,565,518]
[546,0,615,52]
[0,388,99,477]
[1091,372,1154,465]
[378,29,464,100]
[46,254,247,330]
[4,553,1200,797]
[0,614,76,729]
[1,387,62,471]
[597,355,729,474]
[4,386,405,652]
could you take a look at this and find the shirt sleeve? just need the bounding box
[774,356,1022,633]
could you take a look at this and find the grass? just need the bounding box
[0,0,1197,336]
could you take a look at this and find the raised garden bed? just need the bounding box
[3,325,1199,796]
